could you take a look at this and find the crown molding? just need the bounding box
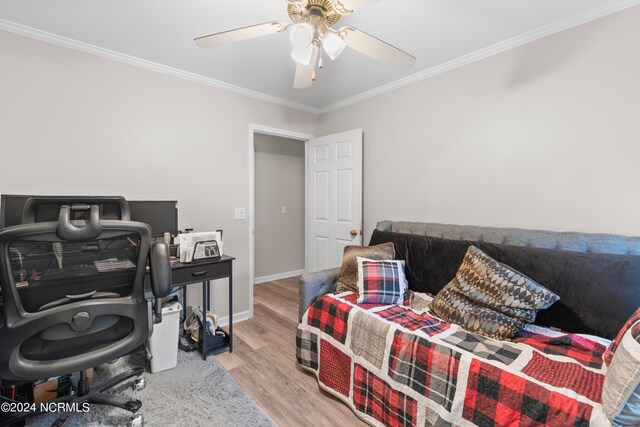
[0,19,322,115]
[1,0,638,116]
[319,0,640,114]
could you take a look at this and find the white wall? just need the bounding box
[0,30,319,320]
[254,134,305,279]
[320,6,640,241]
[2,4,639,317]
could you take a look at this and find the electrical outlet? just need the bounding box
[234,207,246,220]
[281,205,287,214]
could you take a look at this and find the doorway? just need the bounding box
[254,133,305,282]
[248,125,363,319]
[248,125,314,318]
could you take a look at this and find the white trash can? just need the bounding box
[149,301,182,373]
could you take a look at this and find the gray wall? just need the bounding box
[320,6,640,242]
[0,29,319,321]
[254,134,305,279]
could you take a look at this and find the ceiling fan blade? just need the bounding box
[339,26,415,71]
[293,44,319,89]
[194,21,288,48]
[332,0,379,14]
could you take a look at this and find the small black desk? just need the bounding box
[147,255,235,360]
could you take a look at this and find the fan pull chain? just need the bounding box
[312,48,324,82]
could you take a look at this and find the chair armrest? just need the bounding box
[149,242,172,323]
[298,267,340,322]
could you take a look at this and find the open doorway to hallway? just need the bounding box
[248,124,313,319]
[253,133,305,284]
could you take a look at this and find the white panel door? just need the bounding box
[307,129,363,272]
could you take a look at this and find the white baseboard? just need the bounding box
[218,309,251,328]
[254,269,304,284]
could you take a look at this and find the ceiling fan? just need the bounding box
[194,0,416,89]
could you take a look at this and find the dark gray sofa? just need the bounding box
[298,220,640,338]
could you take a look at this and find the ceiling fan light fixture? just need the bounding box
[290,23,314,49]
[321,31,346,60]
[195,0,415,90]
[291,44,314,65]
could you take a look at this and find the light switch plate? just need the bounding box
[281,205,287,214]
[234,207,246,220]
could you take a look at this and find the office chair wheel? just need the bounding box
[130,413,144,427]
[51,417,68,427]
[133,376,146,391]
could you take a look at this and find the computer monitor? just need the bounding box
[0,195,31,228]
[128,200,178,237]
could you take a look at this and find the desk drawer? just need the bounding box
[171,261,231,285]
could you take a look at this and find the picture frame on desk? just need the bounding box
[192,240,221,261]
[176,230,223,263]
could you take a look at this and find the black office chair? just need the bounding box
[0,203,171,426]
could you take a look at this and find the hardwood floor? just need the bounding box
[216,277,367,427]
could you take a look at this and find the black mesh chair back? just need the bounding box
[0,205,151,382]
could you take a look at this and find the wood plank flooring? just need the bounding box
[216,277,367,427]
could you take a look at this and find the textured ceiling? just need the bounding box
[0,0,635,112]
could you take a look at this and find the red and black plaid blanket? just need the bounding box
[296,293,612,426]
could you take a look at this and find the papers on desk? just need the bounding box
[94,258,136,272]
[175,231,223,263]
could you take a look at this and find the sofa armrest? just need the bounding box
[298,267,340,322]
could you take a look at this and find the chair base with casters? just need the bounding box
[1,366,148,427]
[0,199,173,427]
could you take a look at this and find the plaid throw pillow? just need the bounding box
[602,319,640,425]
[336,243,395,294]
[356,257,407,305]
[603,306,640,366]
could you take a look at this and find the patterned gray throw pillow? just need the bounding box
[430,245,559,340]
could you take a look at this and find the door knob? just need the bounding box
[350,229,359,238]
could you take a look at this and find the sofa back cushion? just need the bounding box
[369,229,640,339]
[378,221,640,255]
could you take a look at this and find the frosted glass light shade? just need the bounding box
[321,31,346,60]
[290,23,314,49]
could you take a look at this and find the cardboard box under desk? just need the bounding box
[33,368,94,404]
